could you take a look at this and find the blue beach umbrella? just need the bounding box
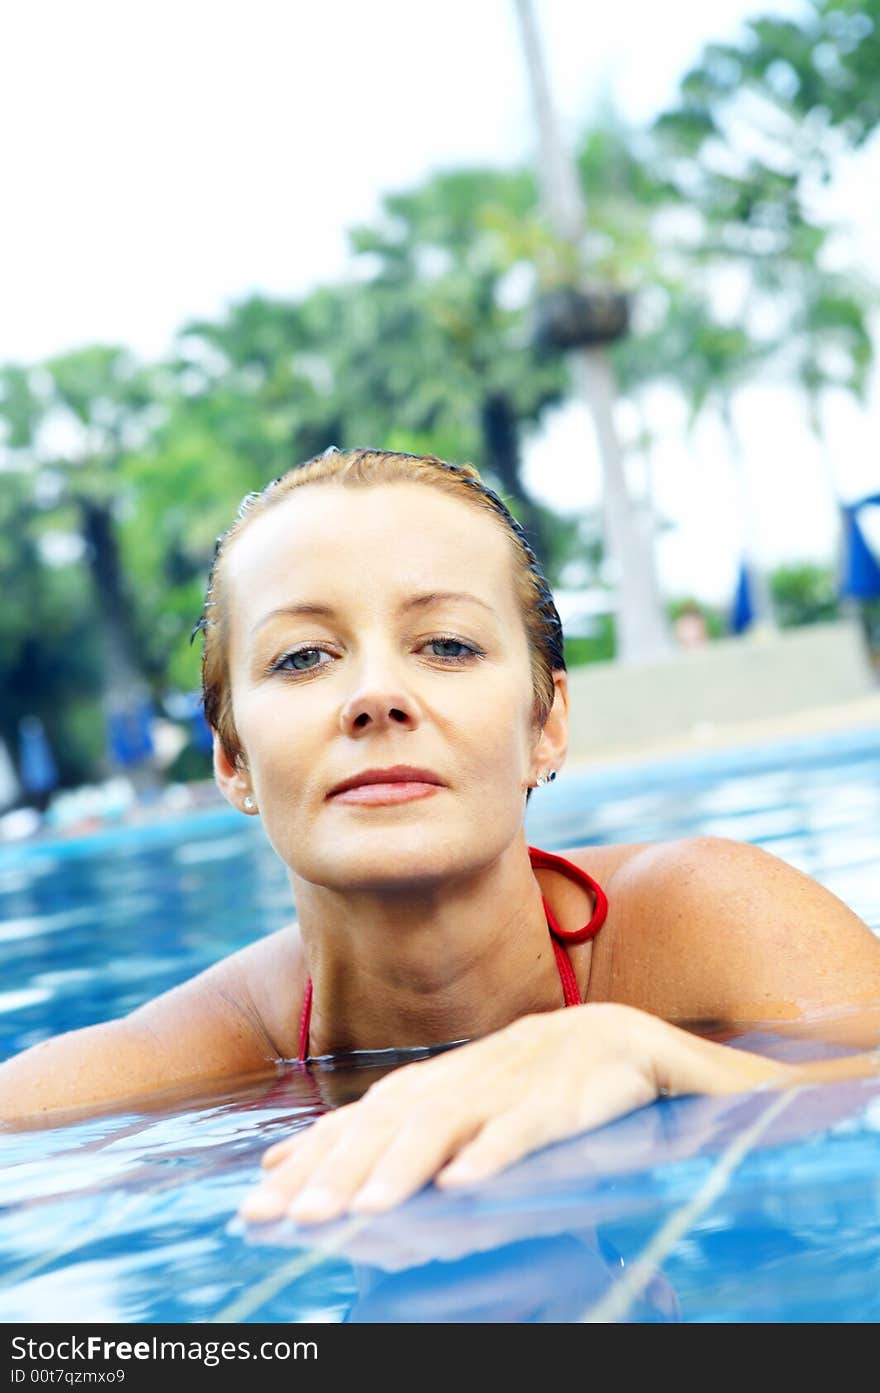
[160,690,214,754]
[108,698,156,769]
[191,709,213,753]
[18,716,59,795]
[841,496,880,601]
[187,693,214,753]
[729,561,755,635]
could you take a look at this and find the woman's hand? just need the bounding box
[238,1003,794,1227]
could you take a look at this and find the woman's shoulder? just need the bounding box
[126,924,308,1069]
[232,924,309,1062]
[559,835,762,1018]
[561,832,776,891]
[556,839,656,886]
[562,834,880,1023]
[561,833,826,943]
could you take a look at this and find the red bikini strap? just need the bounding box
[550,931,583,1007]
[297,976,312,1064]
[296,847,608,1060]
[528,844,608,944]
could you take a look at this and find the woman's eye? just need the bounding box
[424,638,479,661]
[269,639,481,675]
[272,647,331,674]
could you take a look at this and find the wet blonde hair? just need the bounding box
[193,447,565,771]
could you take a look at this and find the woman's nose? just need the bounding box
[338,675,423,737]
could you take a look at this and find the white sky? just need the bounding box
[2,0,879,604]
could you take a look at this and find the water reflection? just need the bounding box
[3,740,880,1320]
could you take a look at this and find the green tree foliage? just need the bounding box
[769,560,841,626]
[3,349,164,660]
[3,3,879,788]
[340,169,577,561]
[651,0,879,419]
[117,297,342,696]
[667,1,880,156]
[664,566,842,637]
[0,466,103,784]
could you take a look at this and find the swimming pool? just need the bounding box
[2,726,880,1323]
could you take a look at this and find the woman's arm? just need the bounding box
[239,837,880,1226]
[0,932,295,1124]
[237,1001,814,1226]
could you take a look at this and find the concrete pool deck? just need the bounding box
[565,618,880,772]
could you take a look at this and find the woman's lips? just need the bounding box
[329,781,444,806]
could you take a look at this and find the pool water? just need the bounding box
[1,726,880,1323]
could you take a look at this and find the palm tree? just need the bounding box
[512,0,673,662]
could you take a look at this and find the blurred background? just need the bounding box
[2,0,880,839]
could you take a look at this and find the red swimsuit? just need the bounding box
[297,844,609,1063]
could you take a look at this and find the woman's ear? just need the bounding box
[531,670,569,781]
[212,732,253,812]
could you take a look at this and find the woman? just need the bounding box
[3,447,880,1231]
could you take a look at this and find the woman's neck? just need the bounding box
[291,842,565,1055]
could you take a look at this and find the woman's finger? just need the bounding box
[282,1087,486,1223]
[244,1083,449,1225]
[281,1108,415,1223]
[346,1103,484,1216]
[240,1108,355,1220]
[262,1127,312,1169]
[436,1098,557,1187]
[437,1063,660,1188]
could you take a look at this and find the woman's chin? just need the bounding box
[300,833,473,891]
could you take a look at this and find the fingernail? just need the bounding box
[288,1185,341,1221]
[437,1163,478,1188]
[239,1187,286,1221]
[349,1182,395,1213]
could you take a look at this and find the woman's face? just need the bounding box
[217,481,566,889]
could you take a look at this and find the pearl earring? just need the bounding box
[243,795,256,812]
[535,770,557,788]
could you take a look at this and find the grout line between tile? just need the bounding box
[211,1214,372,1323]
[579,1089,796,1324]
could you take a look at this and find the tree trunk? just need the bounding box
[480,390,552,562]
[571,351,672,660]
[809,393,846,589]
[513,0,672,662]
[77,496,158,784]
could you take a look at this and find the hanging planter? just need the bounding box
[532,286,630,350]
